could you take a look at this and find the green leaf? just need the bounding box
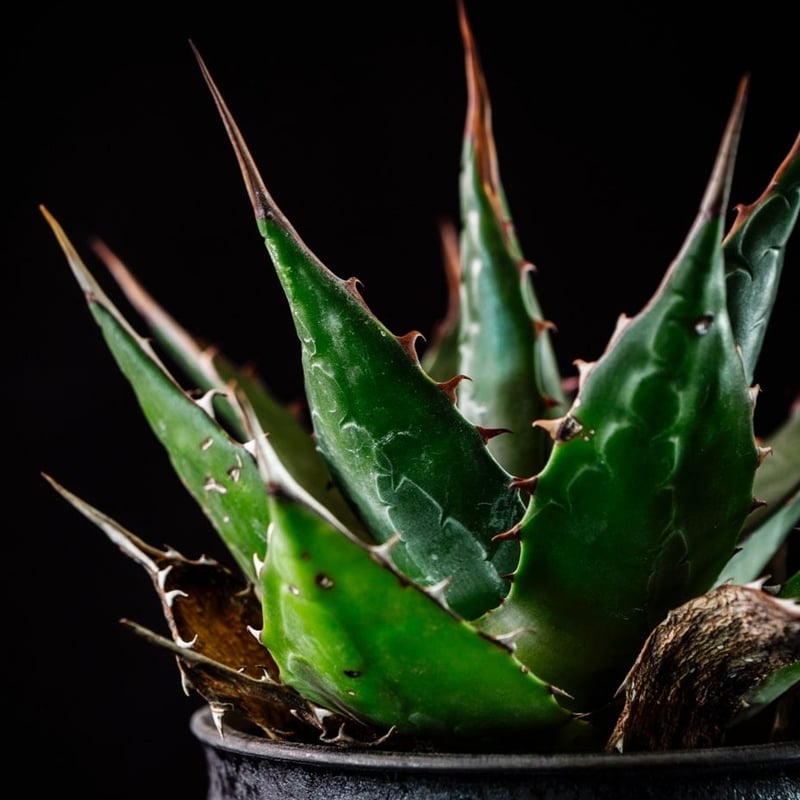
[234,408,573,743]
[195,47,524,620]
[724,134,800,384]
[453,10,565,478]
[480,81,758,708]
[259,477,570,742]
[43,207,271,584]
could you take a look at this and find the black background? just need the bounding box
[7,2,798,797]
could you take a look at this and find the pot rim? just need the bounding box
[190,707,800,774]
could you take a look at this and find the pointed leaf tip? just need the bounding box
[700,75,749,221]
[191,44,282,228]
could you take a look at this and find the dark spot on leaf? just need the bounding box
[316,573,334,589]
[556,414,584,442]
[693,314,714,335]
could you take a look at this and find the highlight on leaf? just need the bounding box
[44,1,798,755]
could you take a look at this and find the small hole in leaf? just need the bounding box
[693,314,714,335]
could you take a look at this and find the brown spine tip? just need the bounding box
[533,318,557,337]
[343,277,375,314]
[509,474,539,495]
[491,523,522,543]
[437,373,471,403]
[477,425,512,444]
[396,330,424,364]
[698,74,749,222]
[458,0,510,239]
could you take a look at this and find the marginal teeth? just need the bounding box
[209,702,233,738]
[369,533,402,567]
[756,445,772,465]
[197,389,221,418]
[425,577,453,607]
[164,588,189,607]
[492,627,532,651]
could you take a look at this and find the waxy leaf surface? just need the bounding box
[196,51,524,619]
[480,86,759,707]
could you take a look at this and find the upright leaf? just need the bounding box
[724,134,800,383]
[480,81,759,707]
[454,6,565,478]
[193,47,526,619]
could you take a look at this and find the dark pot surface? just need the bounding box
[191,707,800,800]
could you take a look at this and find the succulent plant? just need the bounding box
[42,3,799,754]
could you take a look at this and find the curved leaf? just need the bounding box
[453,7,565,478]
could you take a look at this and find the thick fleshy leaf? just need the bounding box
[259,482,571,744]
[194,47,524,620]
[480,80,759,708]
[235,409,574,744]
[453,6,565,478]
[92,239,368,539]
[724,133,800,384]
[42,207,271,584]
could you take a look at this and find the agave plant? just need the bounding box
[43,4,799,754]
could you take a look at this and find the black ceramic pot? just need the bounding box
[191,708,800,800]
